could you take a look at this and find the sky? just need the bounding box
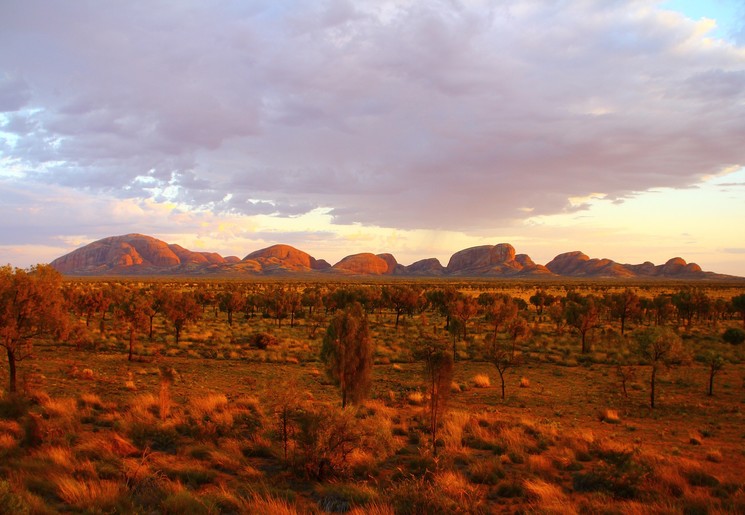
[1,0,744,276]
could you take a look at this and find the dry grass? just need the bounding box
[407,391,425,405]
[40,446,76,470]
[0,433,17,452]
[600,408,621,424]
[54,476,124,510]
[189,393,229,418]
[528,454,555,478]
[472,374,491,388]
[440,411,471,451]
[349,501,395,515]
[245,494,299,514]
[524,479,576,514]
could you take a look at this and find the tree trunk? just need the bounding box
[581,330,587,354]
[128,327,135,362]
[7,347,17,393]
[650,365,657,408]
[708,368,715,396]
[499,371,506,400]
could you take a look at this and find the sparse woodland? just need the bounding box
[2,266,745,513]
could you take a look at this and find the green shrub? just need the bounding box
[0,480,29,514]
[250,332,279,349]
[684,470,720,488]
[161,491,211,515]
[722,328,745,345]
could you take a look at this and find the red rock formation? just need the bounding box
[51,234,182,273]
[405,258,445,275]
[446,244,549,276]
[242,244,330,272]
[332,253,393,275]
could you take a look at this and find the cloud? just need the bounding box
[0,0,744,234]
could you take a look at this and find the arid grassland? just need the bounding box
[2,271,745,513]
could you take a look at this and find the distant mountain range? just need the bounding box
[49,233,735,279]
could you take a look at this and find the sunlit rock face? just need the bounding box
[243,244,331,272]
[331,253,395,275]
[51,234,718,278]
[446,244,550,276]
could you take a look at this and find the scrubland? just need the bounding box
[1,278,745,514]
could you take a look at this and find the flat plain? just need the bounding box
[2,278,745,514]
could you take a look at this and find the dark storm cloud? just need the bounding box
[1,0,744,231]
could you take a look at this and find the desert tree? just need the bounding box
[565,295,599,353]
[114,286,150,362]
[652,294,674,326]
[701,352,726,397]
[320,302,374,408]
[529,290,555,321]
[672,288,710,328]
[218,287,245,326]
[547,302,567,335]
[633,327,685,408]
[0,264,69,393]
[414,336,454,456]
[270,378,303,462]
[193,285,216,316]
[301,286,324,318]
[449,294,478,342]
[382,285,420,329]
[732,294,745,328]
[608,289,640,335]
[162,290,202,345]
[491,317,530,400]
[485,295,518,347]
[425,286,458,331]
[144,284,168,341]
[267,286,289,327]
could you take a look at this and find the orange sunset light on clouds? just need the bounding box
[1,1,744,275]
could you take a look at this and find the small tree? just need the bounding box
[615,364,637,398]
[449,295,478,341]
[163,291,202,345]
[491,317,530,400]
[218,288,245,327]
[415,337,454,456]
[485,296,518,345]
[633,327,684,408]
[608,289,640,335]
[702,352,726,396]
[565,297,599,353]
[0,265,68,393]
[732,294,745,328]
[114,287,150,362]
[320,303,373,408]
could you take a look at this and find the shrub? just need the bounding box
[128,422,179,453]
[161,491,211,515]
[722,328,745,345]
[467,460,505,485]
[0,480,29,514]
[250,332,279,349]
[684,469,720,488]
